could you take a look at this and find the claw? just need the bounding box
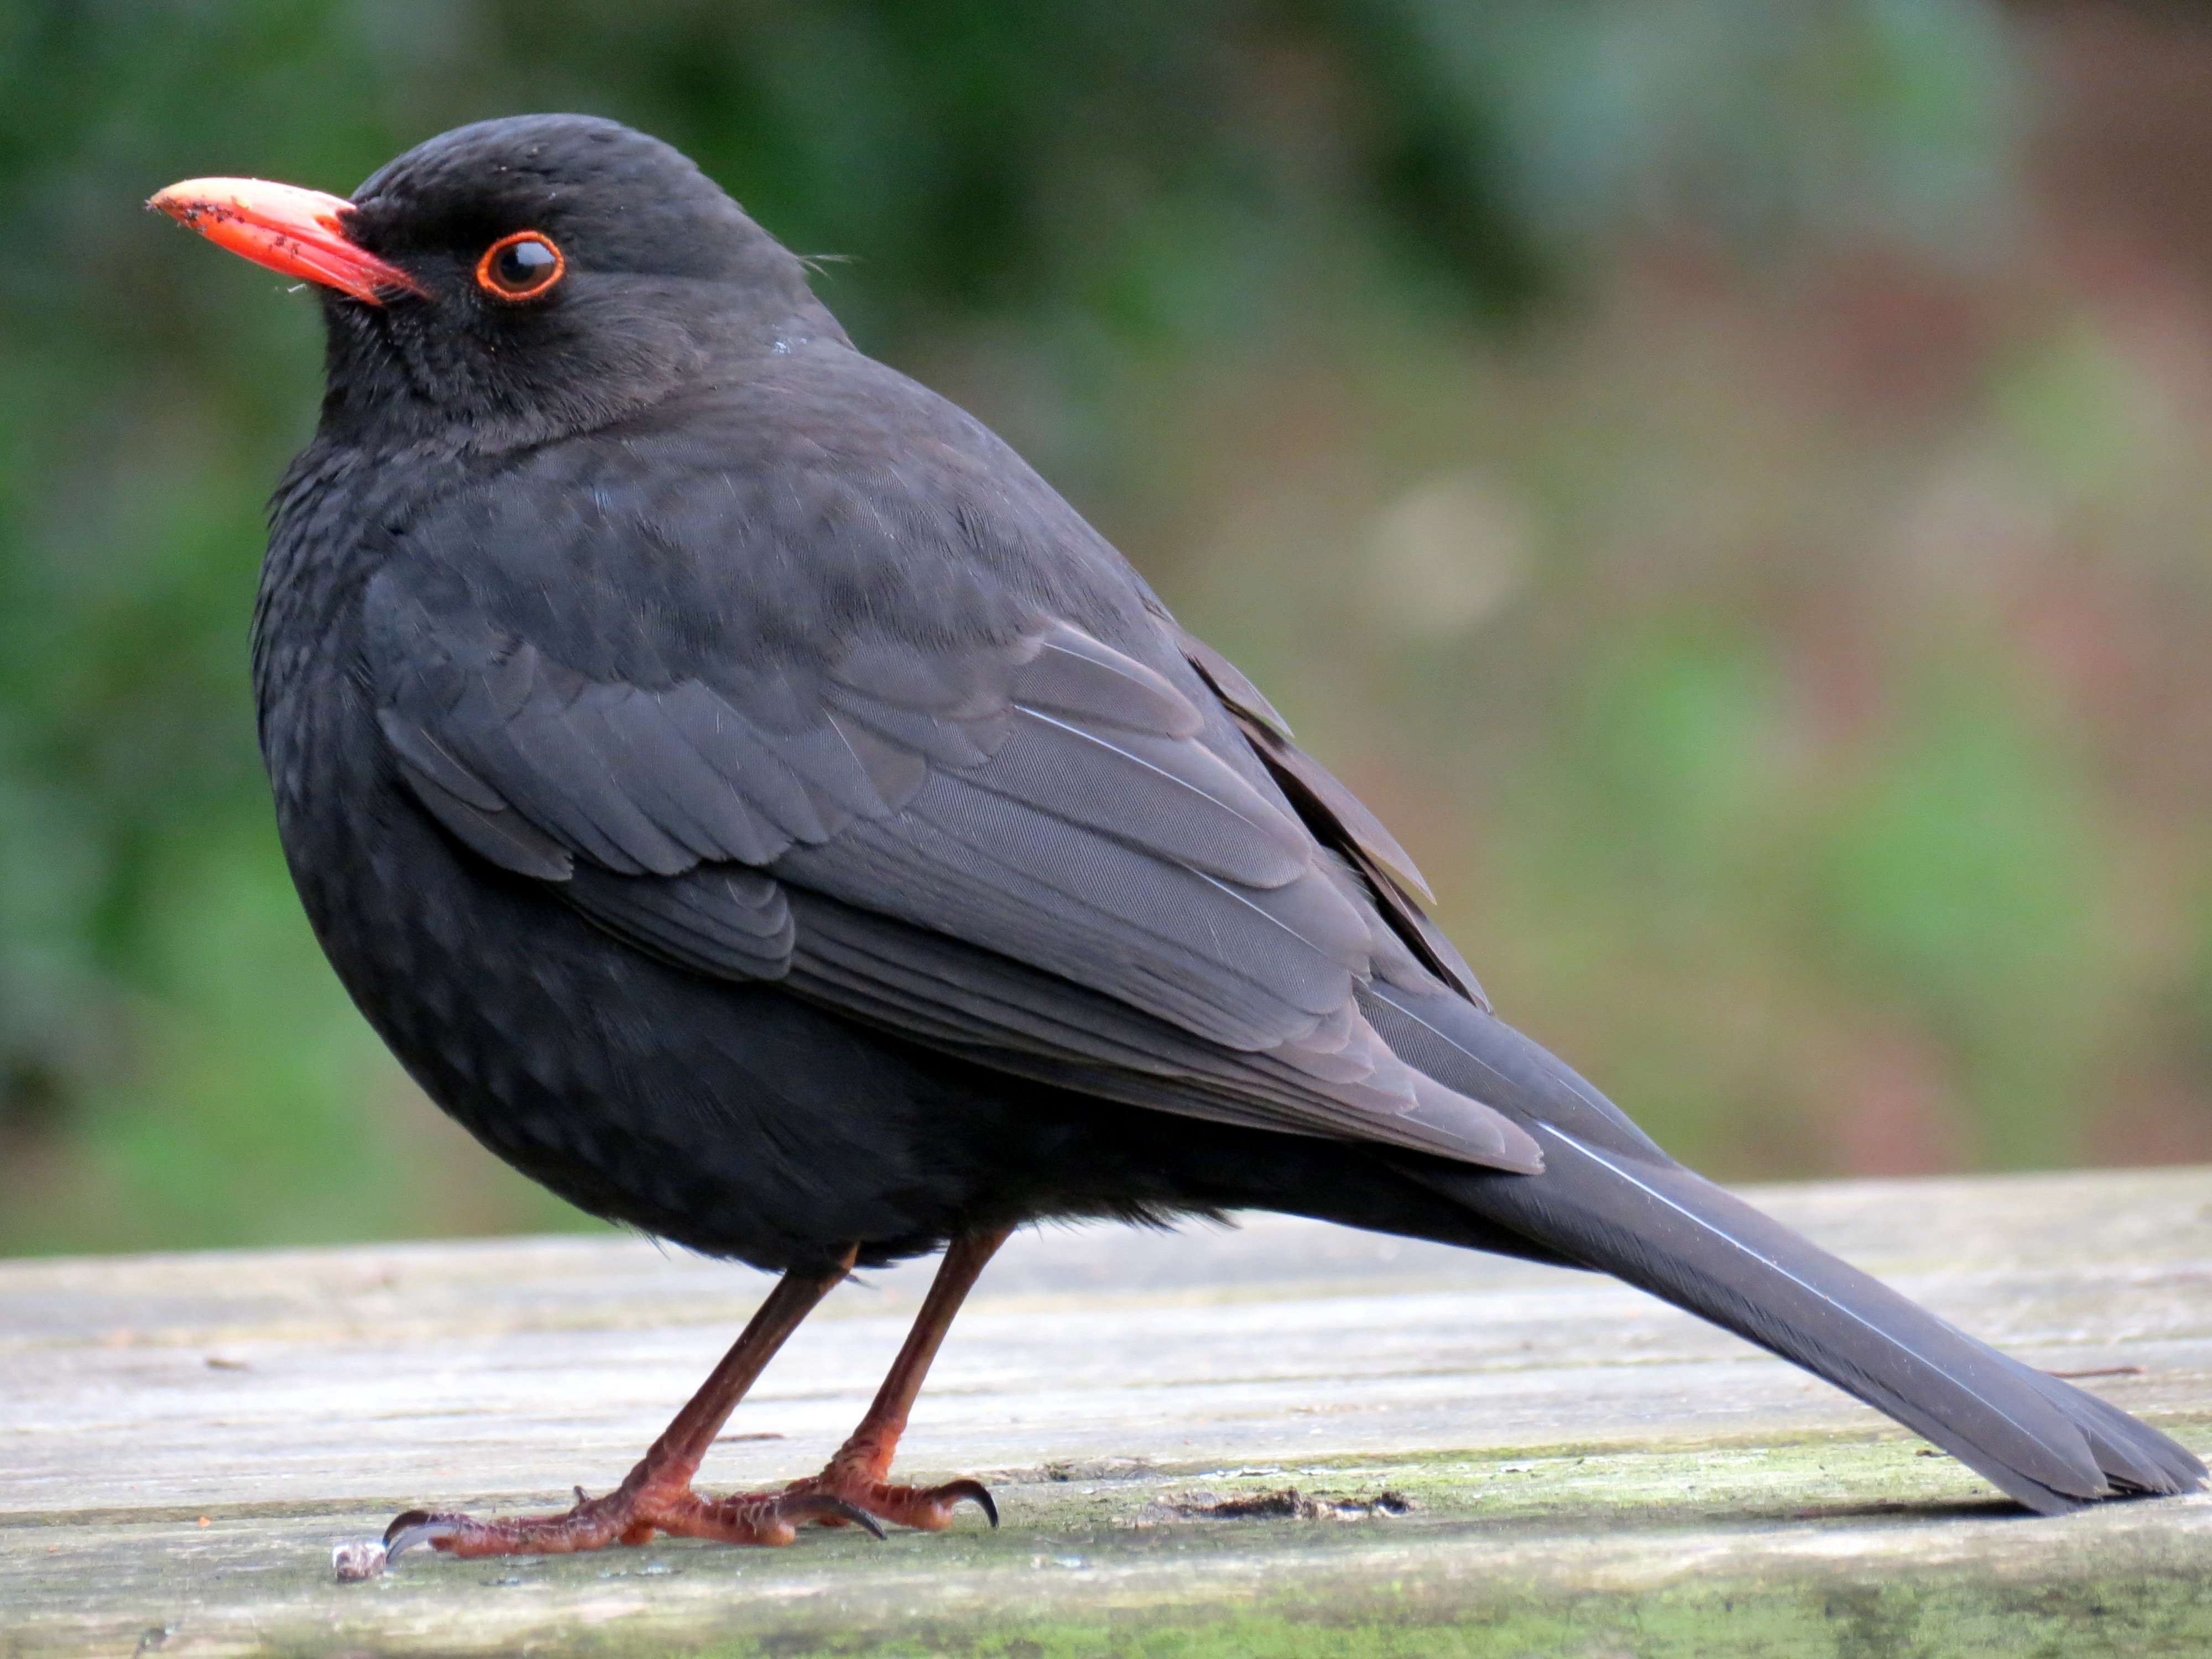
[382,1510,467,1559]
[937,1479,999,1528]
[778,1491,886,1539]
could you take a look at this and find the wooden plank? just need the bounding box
[4,1167,2211,1656]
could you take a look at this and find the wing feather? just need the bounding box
[367,502,1538,1174]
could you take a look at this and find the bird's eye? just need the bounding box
[476,231,565,300]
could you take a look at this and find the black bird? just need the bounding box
[152,116,2201,1559]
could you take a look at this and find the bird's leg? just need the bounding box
[781,1227,1012,1532]
[385,1250,875,1559]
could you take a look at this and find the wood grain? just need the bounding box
[5,1167,2211,1656]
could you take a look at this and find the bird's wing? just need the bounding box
[363,420,1537,1175]
[1164,618,1489,1009]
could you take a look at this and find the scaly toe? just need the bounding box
[381,1491,630,1559]
[792,1476,997,1532]
[383,1510,495,1560]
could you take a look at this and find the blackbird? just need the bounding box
[151,114,2201,1558]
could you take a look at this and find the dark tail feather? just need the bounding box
[1367,989,2206,1513]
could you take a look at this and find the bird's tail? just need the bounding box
[1367,988,2205,1514]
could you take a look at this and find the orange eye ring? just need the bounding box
[475,231,565,300]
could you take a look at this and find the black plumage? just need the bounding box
[160,114,2199,1548]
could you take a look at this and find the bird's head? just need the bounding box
[152,114,844,450]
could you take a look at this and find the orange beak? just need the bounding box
[148,177,424,305]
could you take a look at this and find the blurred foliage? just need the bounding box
[6,0,2212,1255]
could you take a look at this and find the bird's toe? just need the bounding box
[785,1474,998,1533]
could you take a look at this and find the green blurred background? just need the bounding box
[6,0,2212,1255]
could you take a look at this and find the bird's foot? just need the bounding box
[780,1449,998,1532]
[383,1480,882,1559]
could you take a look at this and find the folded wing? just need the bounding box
[367,559,1538,1173]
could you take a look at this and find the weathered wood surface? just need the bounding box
[5,1167,2212,1656]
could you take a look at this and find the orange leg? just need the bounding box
[781,1227,1011,1531]
[384,1250,873,1558]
